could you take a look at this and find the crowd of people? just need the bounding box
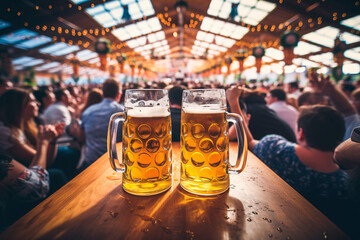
[0,73,359,237]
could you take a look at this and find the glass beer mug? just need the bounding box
[180,89,247,195]
[108,89,172,196]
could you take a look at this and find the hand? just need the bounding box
[54,122,65,138]
[37,125,57,143]
[309,72,335,95]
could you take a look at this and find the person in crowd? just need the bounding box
[227,85,350,227]
[0,77,13,96]
[33,88,56,115]
[79,79,124,170]
[228,88,297,143]
[167,85,185,141]
[0,88,79,179]
[309,72,360,140]
[42,88,72,126]
[80,88,103,115]
[285,81,301,108]
[265,88,299,134]
[339,81,356,101]
[351,88,360,114]
[0,88,60,165]
[333,126,360,239]
[297,91,328,107]
[0,125,68,229]
[334,126,360,200]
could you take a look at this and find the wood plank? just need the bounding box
[0,143,348,240]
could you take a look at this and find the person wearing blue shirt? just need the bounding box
[79,79,124,170]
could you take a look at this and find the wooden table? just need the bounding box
[1,143,348,240]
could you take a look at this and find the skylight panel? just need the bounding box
[126,39,139,48]
[208,0,222,15]
[344,48,360,62]
[220,22,236,37]
[110,8,123,21]
[248,8,268,21]
[88,58,100,64]
[129,3,141,15]
[161,40,168,45]
[0,29,38,44]
[265,48,284,60]
[36,62,61,71]
[139,0,153,11]
[230,26,249,40]
[256,0,276,12]
[39,42,67,54]
[12,56,34,65]
[205,33,215,43]
[199,41,210,48]
[294,41,321,55]
[105,0,121,10]
[147,17,162,31]
[196,31,206,41]
[200,17,213,32]
[156,31,165,41]
[223,38,235,48]
[215,35,224,45]
[23,59,45,67]
[137,21,151,35]
[302,32,334,48]
[243,17,260,26]
[93,12,113,24]
[153,41,162,48]
[242,0,257,6]
[125,24,142,38]
[112,28,131,41]
[262,56,273,63]
[71,0,90,4]
[86,5,105,15]
[211,20,225,34]
[134,46,144,52]
[219,1,231,19]
[148,33,157,43]
[77,52,98,61]
[15,35,52,49]
[121,0,135,5]
[309,52,334,65]
[342,32,360,44]
[316,26,339,39]
[0,19,10,30]
[341,15,360,31]
[52,45,79,56]
[137,36,147,45]
[237,5,251,17]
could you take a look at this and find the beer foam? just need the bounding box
[127,107,170,117]
[183,106,225,114]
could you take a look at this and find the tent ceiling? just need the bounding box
[1,0,359,74]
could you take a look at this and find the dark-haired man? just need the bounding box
[79,79,123,169]
[266,88,298,134]
[43,88,72,126]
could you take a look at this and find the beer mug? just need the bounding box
[180,89,247,195]
[108,89,172,196]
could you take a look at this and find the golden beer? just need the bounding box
[122,109,172,195]
[180,110,231,195]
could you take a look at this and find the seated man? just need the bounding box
[265,88,299,134]
[79,79,124,170]
[227,86,349,205]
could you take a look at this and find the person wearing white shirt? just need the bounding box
[266,88,299,134]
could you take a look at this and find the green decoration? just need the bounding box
[94,38,112,54]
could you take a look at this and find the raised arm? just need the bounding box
[309,72,356,116]
[226,86,258,150]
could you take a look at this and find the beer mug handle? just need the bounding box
[227,113,248,174]
[107,112,126,172]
